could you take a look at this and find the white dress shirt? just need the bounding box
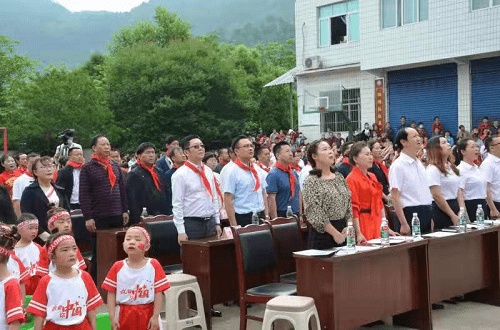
[299,164,312,190]
[480,153,500,202]
[457,161,487,201]
[389,152,433,208]
[171,161,220,234]
[12,174,35,201]
[426,164,461,201]
[219,161,236,188]
[70,168,81,204]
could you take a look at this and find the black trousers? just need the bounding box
[465,199,488,222]
[394,205,432,234]
[70,203,80,210]
[235,211,264,227]
[432,199,459,230]
[307,219,346,250]
[90,215,123,282]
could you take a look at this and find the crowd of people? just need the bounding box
[0,114,498,329]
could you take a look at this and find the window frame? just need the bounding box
[320,88,361,133]
[471,0,500,11]
[318,1,360,47]
[381,0,428,29]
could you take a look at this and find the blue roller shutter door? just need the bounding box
[388,64,458,136]
[471,57,500,127]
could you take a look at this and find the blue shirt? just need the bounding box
[266,167,300,213]
[223,163,267,214]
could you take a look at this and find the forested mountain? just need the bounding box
[0,0,294,66]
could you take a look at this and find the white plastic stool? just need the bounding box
[161,274,207,330]
[262,296,321,330]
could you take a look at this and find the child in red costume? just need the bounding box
[102,226,169,330]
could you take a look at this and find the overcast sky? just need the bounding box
[52,0,150,12]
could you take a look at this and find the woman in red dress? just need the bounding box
[346,142,397,243]
[0,155,20,199]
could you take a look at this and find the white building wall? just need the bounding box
[297,68,377,140]
[295,0,361,69]
[360,0,500,71]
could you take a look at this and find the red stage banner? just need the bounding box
[374,79,385,132]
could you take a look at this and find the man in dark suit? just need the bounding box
[56,146,85,210]
[126,142,169,224]
[155,135,179,175]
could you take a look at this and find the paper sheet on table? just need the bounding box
[334,245,381,256]
[484,220,500,226]
[366,236,408,244]
[293,249,340,256]
[423,231,459,238]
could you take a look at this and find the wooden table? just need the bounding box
[427,227,500,305]
[295,240,432,330]
[181,236,239,330]
[96,228,127,300]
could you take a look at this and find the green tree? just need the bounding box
[0,35,35,120]
[9,66,113,153]
[106,40,245,150]
[108,7,192,54]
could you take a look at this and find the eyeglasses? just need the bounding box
[189,144,205,150]
[238,144,254,149]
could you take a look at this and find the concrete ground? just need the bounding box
[95,299,500,329]
[209,300,500,330]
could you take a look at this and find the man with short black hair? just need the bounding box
[398,116,408,131]
[164,147,185,215]
[13,153,28,176]
[215,148,230,174]
[389,128,433,234]
[172,135,222,245]
[56,146,85,210]
[80,134,128,281]
[266,141,300,218]
[156,135,179,173]
[12,153,40,216]
[336,141,354,178]
[481,136,500,219]
[223,135,269,226]
[256,146,272,173]
[126,142,169,225]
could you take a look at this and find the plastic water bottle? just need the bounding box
[286,206,294,218]
[380,218,390,247]
[412,213,421,239]
[459,207,467,233]
[476,204,485,227]
[141,207,148,217]
[346,221,356,251]
[251,211,260,225]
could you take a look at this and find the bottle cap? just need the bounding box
[413,213,418,216]
[460,207,465,211]
[347,221,353,226]
[478,205,483,209]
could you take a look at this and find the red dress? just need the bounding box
[346,166,384,240]
[0,170,20,198]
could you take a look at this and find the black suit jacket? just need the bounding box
[56,166,75,203]
[20,182,70,233]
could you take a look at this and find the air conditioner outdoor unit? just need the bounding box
[304,56,322,70]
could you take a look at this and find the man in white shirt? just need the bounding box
[219,150,236,188]
[172,135,222,245]
[481,136,500,219]
[389,128,433,234]
[12,153,40,216]
[223,135,269,226]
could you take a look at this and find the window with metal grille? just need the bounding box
[321,88,361,132]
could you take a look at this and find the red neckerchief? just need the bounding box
[257,161,270,173]
[16,167,28,175]
[234,158,260,192]
[166,150,170,158]
[26,172,34,178]
[290,164,301,172]
[184,161,214,198]
[342,157,350,165]
[136,159,160,191]
[220,160,228,166]
[274,162,297,198]
[171,165,180,169]
[91,154,116,190]
[374,160,388,180]
[67,161,83,169]
[213,177,224,204]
